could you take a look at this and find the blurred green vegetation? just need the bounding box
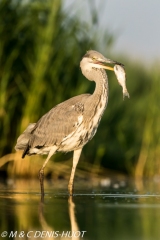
[0,0,160,178]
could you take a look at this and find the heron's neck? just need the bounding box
[82,68,108,127]
[93,69,108,99]
[83,68,108,128]
[87,68,108,116]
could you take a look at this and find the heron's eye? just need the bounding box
[92,57,96,61]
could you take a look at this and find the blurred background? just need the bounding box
[0,0,160,181]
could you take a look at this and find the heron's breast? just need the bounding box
[85,92,108,141]
[58,93,108,152]
[57,123,87,152]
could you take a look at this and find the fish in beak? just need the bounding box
[114,64,130,100]
[96,57,130,100]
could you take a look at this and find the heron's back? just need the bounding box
[15,94,91,155]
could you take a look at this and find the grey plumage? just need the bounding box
[15,123,36,151]
[15,50,127,198]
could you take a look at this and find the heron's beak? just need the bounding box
[95,57,124,71]
[101,65,114,71]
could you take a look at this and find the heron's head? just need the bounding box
[80,50,124,81]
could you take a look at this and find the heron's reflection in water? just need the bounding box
[38,202,55,240]
[68,197,80,240]
[38,197,80,240]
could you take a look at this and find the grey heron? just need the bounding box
[15,50,129,199]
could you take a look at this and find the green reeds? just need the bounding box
[0,0,98,176]
[135,68,160,178]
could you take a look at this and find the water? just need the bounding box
[0,178,160,240]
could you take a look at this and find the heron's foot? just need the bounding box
[38,169,44,202]
[68,183,74,196]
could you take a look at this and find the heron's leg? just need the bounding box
[68,148,82,196]
[39,146,57,201]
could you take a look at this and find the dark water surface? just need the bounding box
[0,178,160,240]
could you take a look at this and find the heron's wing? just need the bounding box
[29,94,90,148]
[15,123,36,151]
